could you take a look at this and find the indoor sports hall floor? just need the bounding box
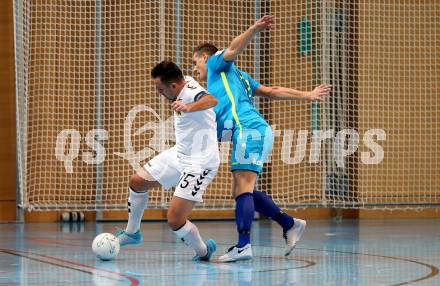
[0,218,439,286]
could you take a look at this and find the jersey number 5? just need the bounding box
[179,173,195,189]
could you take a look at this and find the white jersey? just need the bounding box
[174,76,219,168]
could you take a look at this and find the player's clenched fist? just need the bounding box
[171,100,190,112]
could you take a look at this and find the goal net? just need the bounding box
[14,0,440,211]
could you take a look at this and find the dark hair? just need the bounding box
[151,61,185,84]
[193,42,219,56]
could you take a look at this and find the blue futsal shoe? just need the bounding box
[115,227,143,246]
[193,239,217,262]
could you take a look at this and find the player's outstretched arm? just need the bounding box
[255,84,331,101]
[223,15,274,61]
[171,94,218,113]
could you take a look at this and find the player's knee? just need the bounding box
[166,209,185,230]
[129,174,148,192]
[129,167,161,192]
[232,170,257,196]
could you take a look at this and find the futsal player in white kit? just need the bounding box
[116,61,220,261]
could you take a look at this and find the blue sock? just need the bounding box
[253,187,294,232]
[235,192,254,248]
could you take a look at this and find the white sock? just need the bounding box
[173,220,207,257]
[125,188,148,234]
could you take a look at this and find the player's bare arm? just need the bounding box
[171,94,218,112]
[223,15,274,61]
[255,84,331,101]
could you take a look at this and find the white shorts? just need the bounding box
[143,147,218,203]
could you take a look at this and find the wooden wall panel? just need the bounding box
[0,0,16,221]
[357,0,440,204]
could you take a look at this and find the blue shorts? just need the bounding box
[231,123,274,174]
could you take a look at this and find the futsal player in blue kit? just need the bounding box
[192,15,331,262]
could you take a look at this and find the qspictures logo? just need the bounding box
[55,105,386,173]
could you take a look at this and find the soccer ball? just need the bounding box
[92,233,120,260]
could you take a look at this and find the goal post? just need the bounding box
[14,0,440,211]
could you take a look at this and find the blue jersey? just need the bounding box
[206,49,267,140]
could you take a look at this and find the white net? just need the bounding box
[15,0,440,211]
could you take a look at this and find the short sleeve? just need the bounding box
[207,49,233,72]
[241,71,261,94]
[193,90,208,102]
[185,77,209,102]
